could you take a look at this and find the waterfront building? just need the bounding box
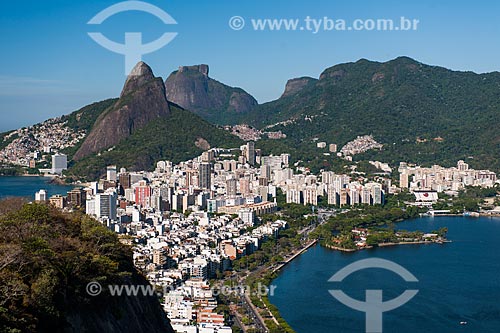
[35,189,47,202]
[49,195,65,209]
[51,153,67,174]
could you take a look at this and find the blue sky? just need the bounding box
[1,0,499,132]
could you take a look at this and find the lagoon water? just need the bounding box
[270,217,500,332]
[0,176,75,200]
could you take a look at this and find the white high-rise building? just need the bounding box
[35,189,47,202]
[457,160,469,171]
[286,186,302,204]
[327,185,338,205]
[107,165,117,182]
[303,186,318,205]
[239,208,255,225]
[51,153,67,174]
[87,191,117,220]
[367,183,383,205]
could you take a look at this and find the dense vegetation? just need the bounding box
[310,194,424,248]
[62,99,118,133]
[59,99,118,160]
[0,199,172,333]
[66,105,243,180]
[242,57,500,172]
[433,185,500,213]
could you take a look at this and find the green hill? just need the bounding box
[66,104,242,180]
[245,57,500,171]
[0,199,174,333]
[58,62,243,180]
[62,99,118,133]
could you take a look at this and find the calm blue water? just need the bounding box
[270,217,500,332]
[0,176,75,200]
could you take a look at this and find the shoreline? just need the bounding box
[378,239,452,247]
[267,215,497,333]
[324,239,451,252]
[264,218,454,331]
[0,174,80,187]
[423,212,500,218]
[0,174,56,178]
[271,239,317,274]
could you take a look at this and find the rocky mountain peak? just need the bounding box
[121,61,156,97]
[74,62,170,160]
[178,64,209,76]
[164,64,257,124]
[281,77,318,98]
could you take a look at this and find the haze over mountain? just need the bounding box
[165,65,258,125]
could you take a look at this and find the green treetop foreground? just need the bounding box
[0,199,173,333]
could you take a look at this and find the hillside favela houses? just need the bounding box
[32,143,499,332]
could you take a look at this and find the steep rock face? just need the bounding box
[74,62,170,160]
[164,65,257,124]
[281,77,317,98]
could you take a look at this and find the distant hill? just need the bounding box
[64,62,242,179]
[67,103,242,180]
[165,64,258,124]
[0,199,174,333]
[4,57,500,176]
[246,57,500,171]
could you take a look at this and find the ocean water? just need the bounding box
[270,217,500,332]
[0,176,75,200]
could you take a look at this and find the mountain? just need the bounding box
[247,57,500,171]
[164,64,258,124]
[280,77,317,98]
[0,199,174,333]
[67,104,242,180]
[73,62,171,160]
[66,62,242,179]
